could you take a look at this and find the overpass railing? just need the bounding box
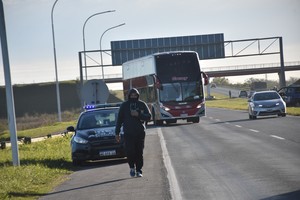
[85,61,300,81]
[202,61,300,72]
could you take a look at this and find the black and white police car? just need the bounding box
[67,103,125,165]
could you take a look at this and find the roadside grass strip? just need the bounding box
[0,135,73,200]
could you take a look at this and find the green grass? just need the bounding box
[206,94,248,111]
[1,121,76,141]
[0,135,73,200]
[206,93,300,116]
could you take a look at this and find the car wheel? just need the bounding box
[72,159,83,166]
[249,114,253,119]
[278,113,286,117]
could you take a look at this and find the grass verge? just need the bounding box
[0,135,73,200]
[1,121,76,141]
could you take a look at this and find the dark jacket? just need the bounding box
[115,88,151,136]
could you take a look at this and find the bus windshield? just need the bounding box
[159,81,203,102]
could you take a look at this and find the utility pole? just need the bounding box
[0,0,20,166]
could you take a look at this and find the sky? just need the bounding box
[1,0,300,90]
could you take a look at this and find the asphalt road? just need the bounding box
[39,128,170,200]
[39,108,300,200]
[163,108,300,200]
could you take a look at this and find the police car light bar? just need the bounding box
[84,102,123,110]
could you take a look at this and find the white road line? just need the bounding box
[235,125,242,128]
[215,119,220,121]
[249,129,259,133]
[158,128,182,200]
[270,135,285,140]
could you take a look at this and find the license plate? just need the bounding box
[99,150,116,156]
[180,113,188,117]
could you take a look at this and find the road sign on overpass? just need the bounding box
[110,33,225,65]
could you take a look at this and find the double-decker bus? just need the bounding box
[122,51,208,125]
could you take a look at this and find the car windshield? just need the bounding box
[77,109,118,130]
[253,92,280,101]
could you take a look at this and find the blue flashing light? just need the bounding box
[84,102,123,110]
[85,105,96,110]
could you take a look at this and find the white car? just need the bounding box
[248,91,286,119]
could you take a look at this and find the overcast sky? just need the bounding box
[1,0,300,88]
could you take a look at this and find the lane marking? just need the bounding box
[158,128,182,200]
[270,135,285,140]
[207,117,287,142]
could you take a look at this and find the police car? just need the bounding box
[67,103,125,165]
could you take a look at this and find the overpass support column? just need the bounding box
[206,77,211,98]
[279,37,286,88]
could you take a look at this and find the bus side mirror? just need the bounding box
[154,75,163,90]
[201,71,209,86]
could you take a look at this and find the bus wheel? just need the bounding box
[166,119,177,125]
[189,117,199,123]
[152,109,163,126]
[156,120,164,126]
[193,117,200,123]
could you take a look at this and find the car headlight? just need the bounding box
[74,136,88,144]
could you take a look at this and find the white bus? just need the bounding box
[122,51,208,125]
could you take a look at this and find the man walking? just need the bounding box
[115,88,151,177]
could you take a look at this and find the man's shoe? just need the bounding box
[136,171,143,177]
[130,168,136,177]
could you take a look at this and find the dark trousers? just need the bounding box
[124,131,145,171]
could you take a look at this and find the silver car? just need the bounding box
[248,91,286,119]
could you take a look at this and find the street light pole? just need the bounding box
[99,23,125,81]
[51,0,62,122]
[82,10,115,80]
[1,0,20,166]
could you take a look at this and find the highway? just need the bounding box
[162,108,300,199]
[40,108,300,200]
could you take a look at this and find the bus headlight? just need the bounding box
[160,103,170,111]
[162,106,170,111]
